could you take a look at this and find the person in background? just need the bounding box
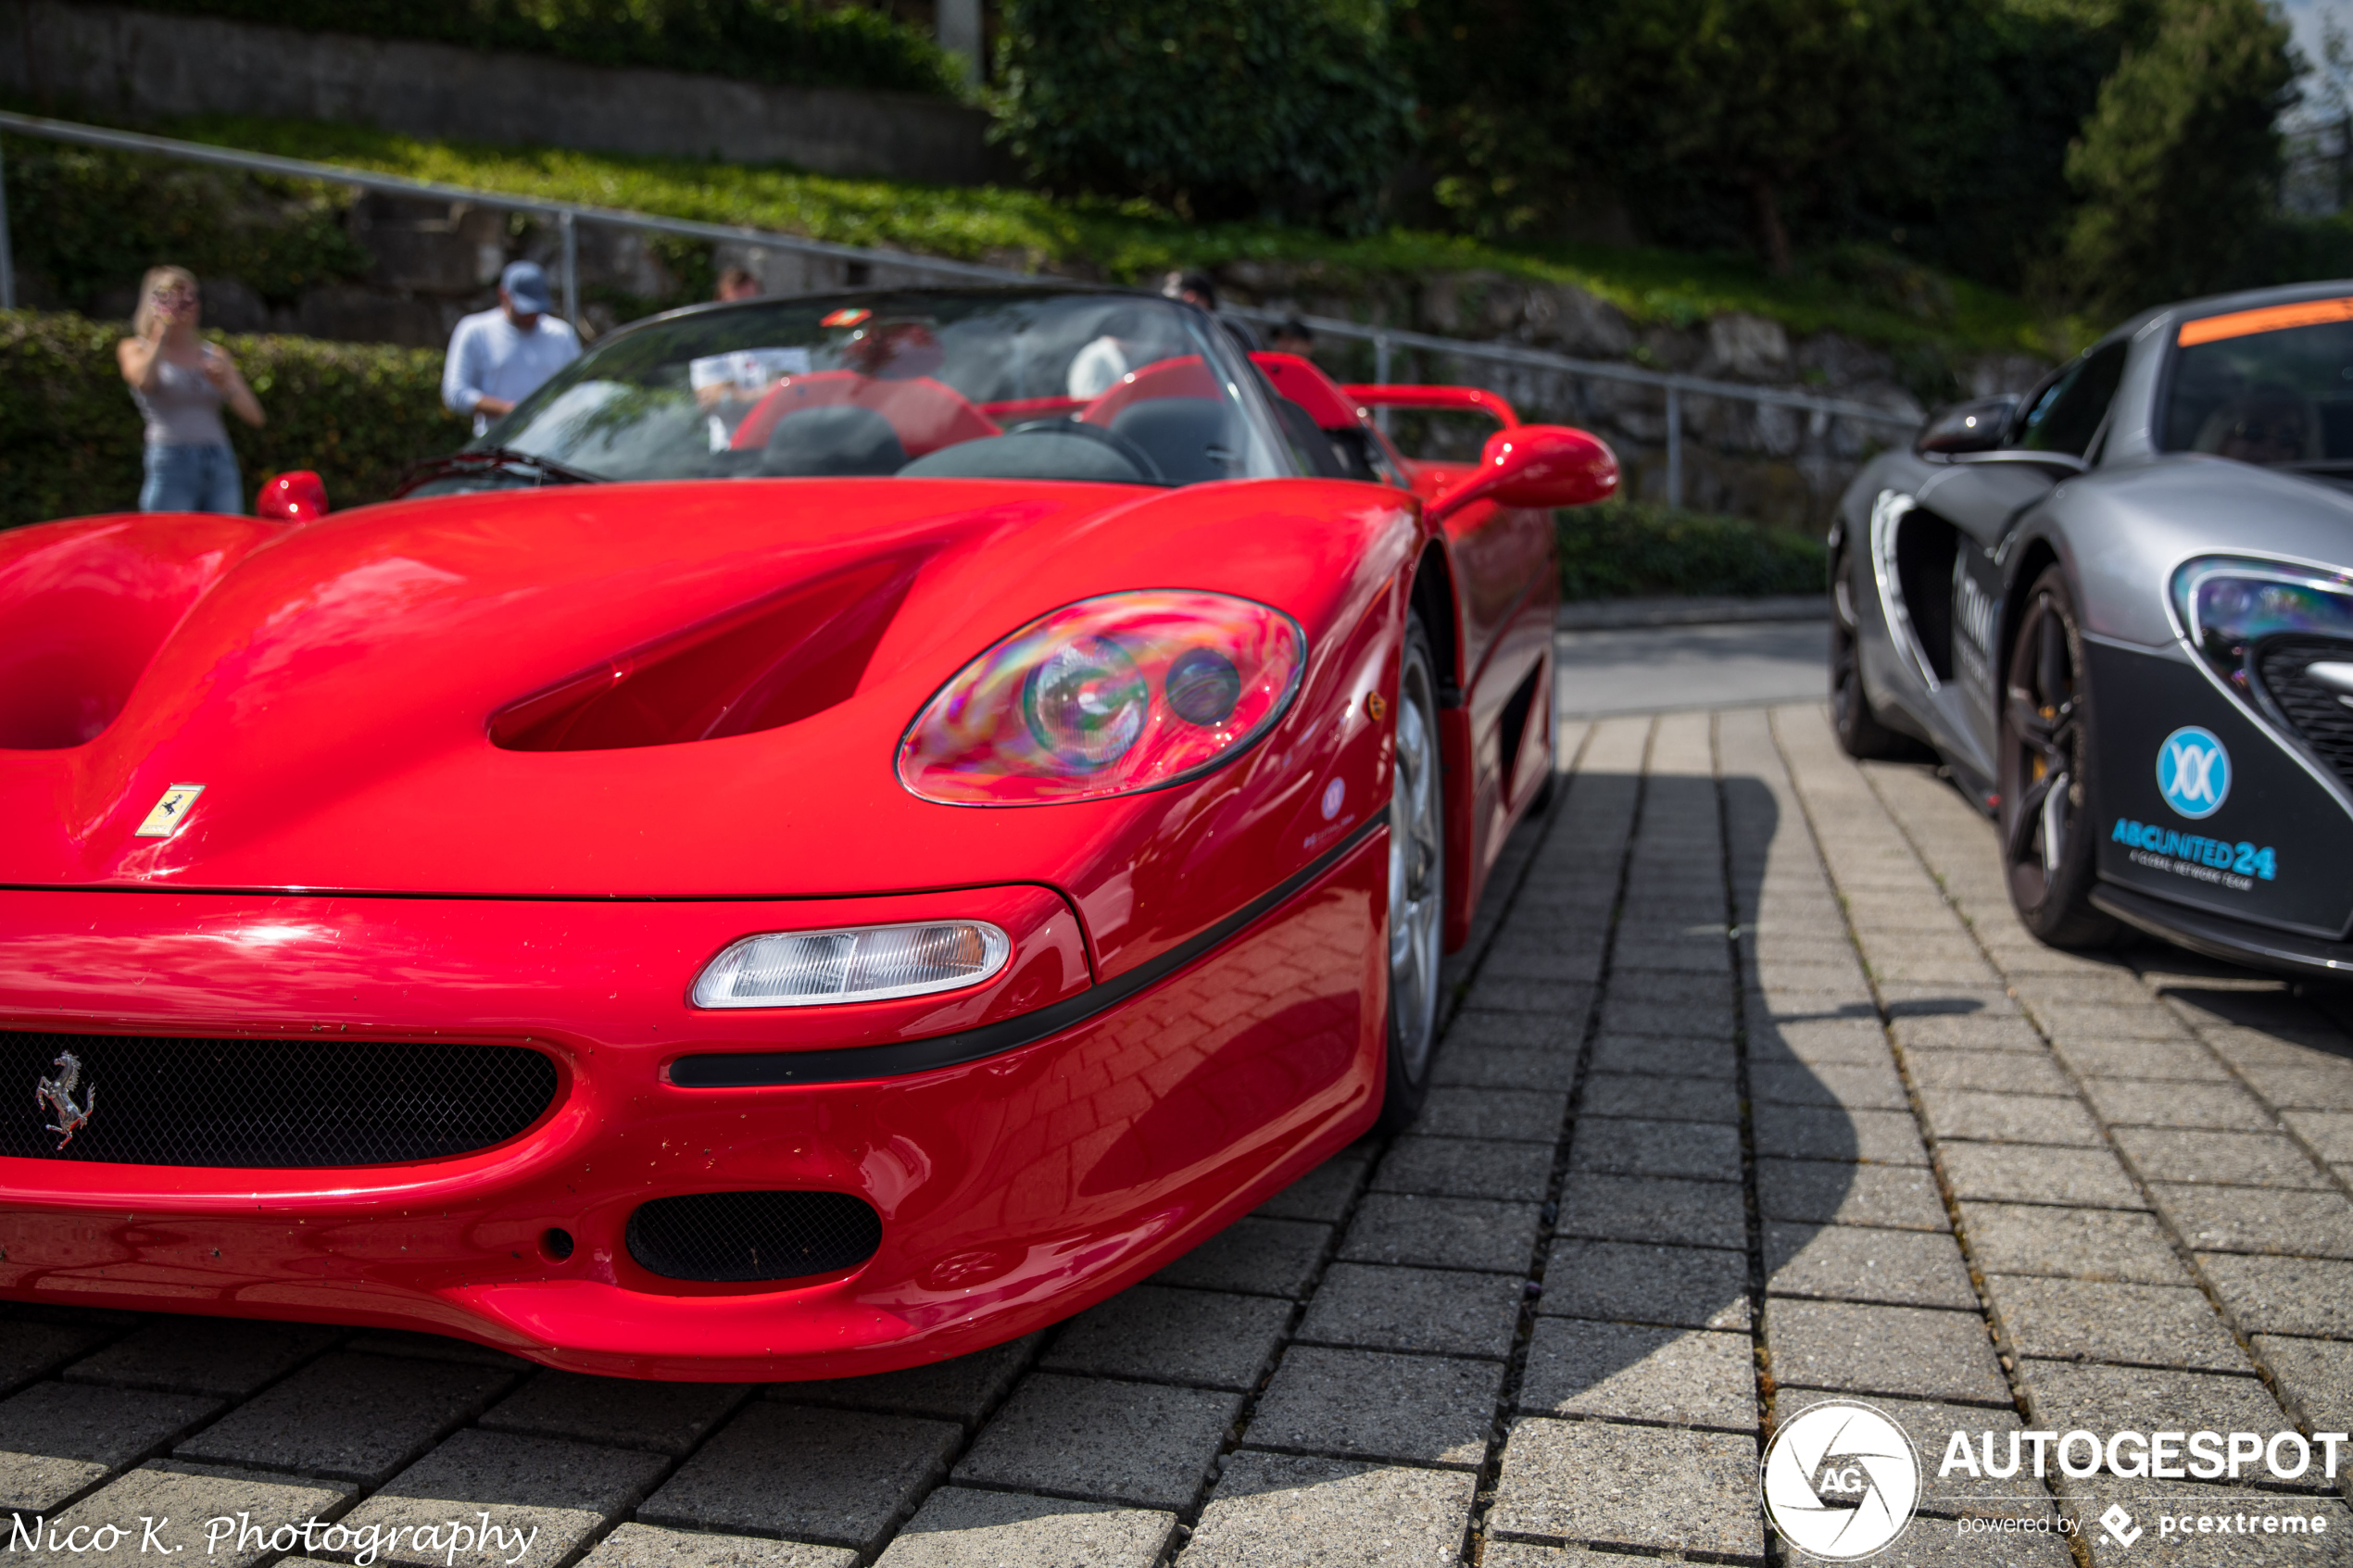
[716,267,763,303]
[1162,268,1261,353]
[442,260,581,436]
[117,265,265,514]
[1271,318,1315,357]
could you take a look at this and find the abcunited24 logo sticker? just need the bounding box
[1761,1399,1922,1559]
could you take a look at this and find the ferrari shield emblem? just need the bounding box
[133,784,206,838]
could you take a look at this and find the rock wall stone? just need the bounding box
[1214,267,2050,530]
[0,0,1001,183]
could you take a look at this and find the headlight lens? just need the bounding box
[898,591,1306,806]
[692,921,1011,1009]
[2172,558,2353,691]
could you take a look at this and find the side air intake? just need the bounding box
[624,1190,882,1283]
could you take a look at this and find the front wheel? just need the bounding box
[1999,566,2118,947]
[1376,614,1446,1133]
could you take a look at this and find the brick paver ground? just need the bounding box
[10,705,2353,1564]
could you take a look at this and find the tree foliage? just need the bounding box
[1400,0,2299,319]
[992,0,1417,229]
[2061,0,2298,315]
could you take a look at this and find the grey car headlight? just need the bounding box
[2171,557,2353,693]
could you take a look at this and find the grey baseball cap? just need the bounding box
[500,260,553,314]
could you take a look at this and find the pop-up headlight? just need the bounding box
[691,922,1011,1009]
[898,591,1305,806]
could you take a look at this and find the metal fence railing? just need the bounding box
[0,108,1924,507]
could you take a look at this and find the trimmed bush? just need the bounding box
[1557,500,1826,600]
[0,310,461,531]
[0,135,371,317]
[137,0,965,98]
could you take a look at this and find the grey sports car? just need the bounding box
[1830,280,2353,978]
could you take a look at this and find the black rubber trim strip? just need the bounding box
[669,813,1386,1088]
[2092,883,2353,980]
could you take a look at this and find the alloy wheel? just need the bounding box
[2004,587,2082,909]
[1389,644,1444,1082]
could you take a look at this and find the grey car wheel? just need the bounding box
[1377,615,1445,1131]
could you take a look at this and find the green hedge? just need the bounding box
[0,134,371,316]
[139,0,964,98]
[1557,500,1827,600]
[0,311,461,530]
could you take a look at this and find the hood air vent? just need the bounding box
[491,556,918,751]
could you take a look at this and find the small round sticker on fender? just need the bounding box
[2157,726,2230,820]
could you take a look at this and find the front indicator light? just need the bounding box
[691,922,1011,1009]
[899,590,1306,805]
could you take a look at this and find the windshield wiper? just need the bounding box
[401,446,606,489]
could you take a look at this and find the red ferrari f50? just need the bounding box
[0,288,1614,1378]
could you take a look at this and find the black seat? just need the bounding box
[760,405,907,477]
[1108,399,1243,485]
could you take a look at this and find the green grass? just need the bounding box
[148,112,2070,360]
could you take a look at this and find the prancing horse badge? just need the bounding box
[133,784,206,839]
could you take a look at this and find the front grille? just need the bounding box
[626,1190,881,1283]
[2,1031,559,1167]
[2255,635,2353,792]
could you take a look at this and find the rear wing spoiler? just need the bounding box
[1340,384,1519,428]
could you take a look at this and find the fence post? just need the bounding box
[0,143,15,312]
[560,211,578,328]
[1373,331,1392,434]
[937,0,983,85]
[1665,384,1683,509]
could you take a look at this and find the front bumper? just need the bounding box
[0,837,1385,1379]
[2094,882,2353,981]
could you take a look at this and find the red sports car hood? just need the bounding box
[0,477,1390,900]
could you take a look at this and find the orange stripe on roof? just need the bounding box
[2179,296,2353,345]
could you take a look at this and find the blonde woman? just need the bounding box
[116,267,264,513]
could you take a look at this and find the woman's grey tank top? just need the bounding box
[131,352,230,446]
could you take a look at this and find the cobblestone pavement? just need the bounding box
[11,705,2353,1566]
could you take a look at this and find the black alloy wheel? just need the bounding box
[1376,613,1446,1133]
[1998,565,2118,947]
[1830,548,1910,759]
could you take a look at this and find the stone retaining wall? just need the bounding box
[0,0,1000,184]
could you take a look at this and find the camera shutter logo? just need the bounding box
[2156,727,2229,820]
[1761,1399,1920,1559]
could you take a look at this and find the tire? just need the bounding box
[1375,614,1446,1134]
[1830,548,1915,760]
[1999,565,2120,947]
[1527,703,1558,815]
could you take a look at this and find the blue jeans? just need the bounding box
[140,443,244,514]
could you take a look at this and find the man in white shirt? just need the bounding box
[442,261,582,436]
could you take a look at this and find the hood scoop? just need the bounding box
[490,554,920,751]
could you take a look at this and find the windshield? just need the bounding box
[2164,300,2353,466]
[421,289,1293,494]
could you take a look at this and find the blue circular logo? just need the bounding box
[2157,726,2231,819]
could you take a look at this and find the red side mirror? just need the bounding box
[1429,425,1618,521]
[257,470,329,523]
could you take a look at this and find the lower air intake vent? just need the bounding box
[1,1031,558,1167]
[626,1190,882,1283]
[2256,635,2353,792]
